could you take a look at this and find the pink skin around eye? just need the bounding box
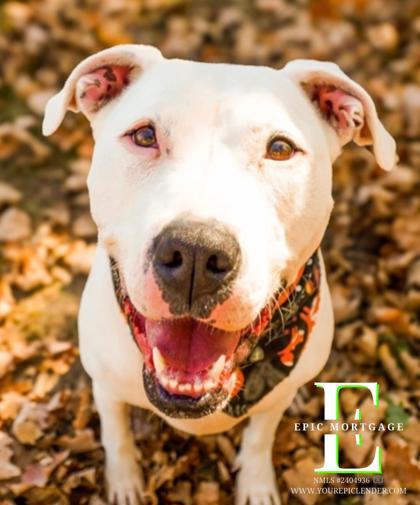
[120,125,162,158]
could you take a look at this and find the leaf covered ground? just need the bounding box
[0,0,419,504]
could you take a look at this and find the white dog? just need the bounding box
[43,45,396,505]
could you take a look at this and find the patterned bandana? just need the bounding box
[109,251,321,418]
[223,252,321,417]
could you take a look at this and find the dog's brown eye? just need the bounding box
[266,137,295,161]
[131,125,157,147]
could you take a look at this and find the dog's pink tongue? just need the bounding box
[145,318,241,372]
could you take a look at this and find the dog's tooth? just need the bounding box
[227,371,238,393]
[152,347,166,376]
[183,383,192,392]
[169,379,178,389]
[209,355,226,381]
[160,376,169,387]
[179,384,187,392]
[204,380,215,391]
[193,382,203,393]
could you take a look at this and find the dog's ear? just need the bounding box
[42,44,163,136]
[283,59,396,171]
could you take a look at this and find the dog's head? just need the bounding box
[44,45,396,418]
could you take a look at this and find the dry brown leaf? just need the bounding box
[0,459,21,481]
[194,481,219,505]
[0,208,31,242]
[12,417,43,445]
[57,428,100,454]
[73,386,92,430]
[12,401,47,445]
[340,430,375,467]
[384,439,420,491]
[0,431,21,480]
[0,280,15,319]
[72,214,97,238]
[21,462,49,487]
[216,435,236,466]
[400,418,420,446]
[283,457,322,505]
[30,372,59,400]
[378,344,409,388]
[62,467,96,492]
[167,480,192,505]
[0,350,14,379]
[330,284,361,324]
[64,241,96,274]
[0,182,22,206]
[0,392,25,421]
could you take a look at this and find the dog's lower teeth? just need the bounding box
[193,383,203,393]
[152,352,226,395]
[204,380,215,391]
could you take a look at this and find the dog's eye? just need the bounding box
[266,137,295,161]
[131,125,157,148]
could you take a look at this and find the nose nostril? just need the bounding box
[162,250,183,269]
[206,254,229,275]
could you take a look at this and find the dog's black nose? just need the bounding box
[152,219,241,316]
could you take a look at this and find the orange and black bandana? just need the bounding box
[223,252,321,417]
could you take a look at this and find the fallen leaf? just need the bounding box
[385,399,410,427]
[378,344,409,387]
[0,392,25,421]
[62,467,96,492]
[283,457,322,505]
[12,402,46,445]
[57,429,100,453]
[384,439,420,491]
[0,350,14,378]
[194,481,219,505]
[0,182,22,205]
[72,214,97,238]
[0,208,31,242]
[0,431,21,480]
[216,435,236,466]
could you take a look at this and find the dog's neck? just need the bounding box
[108,250,321,418]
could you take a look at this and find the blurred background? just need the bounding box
[0,1,419,504]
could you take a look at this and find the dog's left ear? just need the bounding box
[42,44,163,136]
[283,59,397,171]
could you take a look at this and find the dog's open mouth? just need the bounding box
[109,254,319,419]
[119,289,258,417]
[143,317,242,396]
[109,258,266,417]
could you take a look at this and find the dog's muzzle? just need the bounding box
[109,246,321,420]
[151,219,241,318]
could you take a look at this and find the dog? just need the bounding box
[43,45,396,505]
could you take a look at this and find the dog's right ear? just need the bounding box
[42,44,163,136]
[283,59,397,171]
